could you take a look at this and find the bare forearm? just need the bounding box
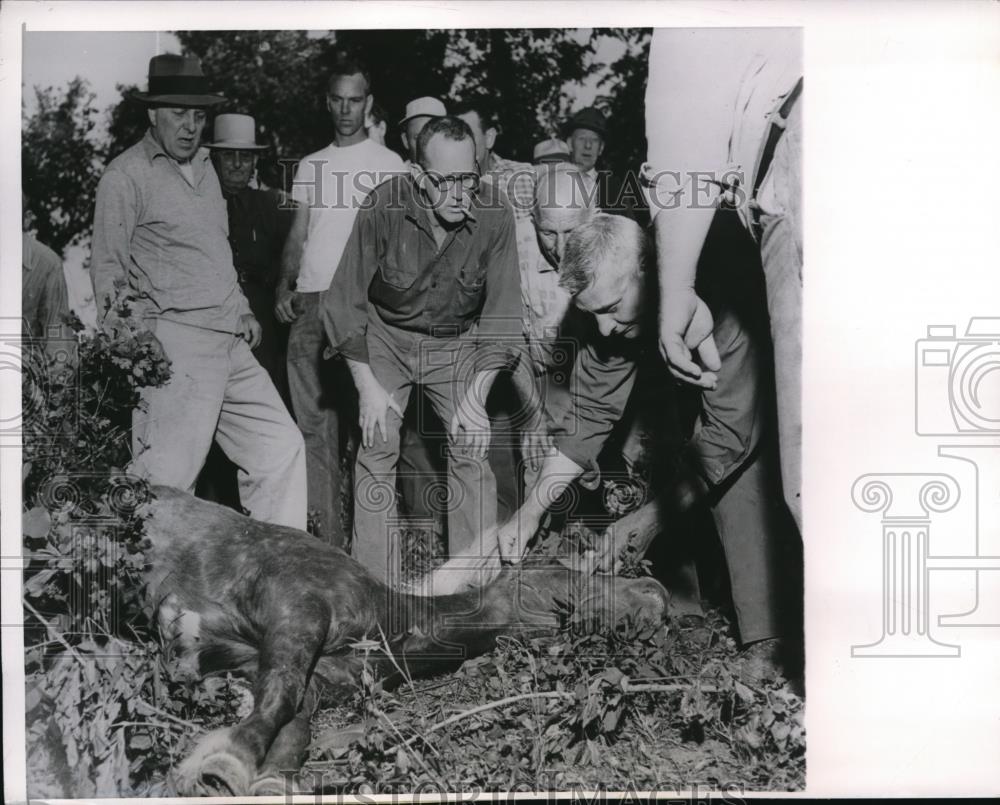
[346,358,376,392]
[279,237,303,291]
[522,450,585,520]
[279,206,309,291]
[653,203,716,294]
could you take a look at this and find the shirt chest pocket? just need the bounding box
[456,255,487,293]
[378,239,419,290]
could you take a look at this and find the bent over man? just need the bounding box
[90,54,306,528]
[499,214,798,679]
[322,115,522,585]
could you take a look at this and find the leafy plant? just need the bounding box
[22,289,239,797]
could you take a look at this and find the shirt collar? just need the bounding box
[141,129,211,170]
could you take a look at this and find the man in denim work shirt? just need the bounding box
[90,54,306,529]
[498,214,797,681]
[322,115,522,585]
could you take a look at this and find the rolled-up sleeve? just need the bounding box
[90,169,138,322]
[551,337,637,476]
[473,202,523,373]
[320,204,379,363]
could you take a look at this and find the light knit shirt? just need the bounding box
[644,27,801,225]
[291,138,405,292]
[90,130,251,333]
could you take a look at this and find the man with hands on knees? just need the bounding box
[321,115,522,585]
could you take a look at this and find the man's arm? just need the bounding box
[653,207,721,388]
[473,199,523,373]
[498,336,637,561]
[644,28,734,389]
[90,169,138,325]
[274,201,309,323]
[346,358,403,449]
[450,198,523,455]
[319,203,381,364]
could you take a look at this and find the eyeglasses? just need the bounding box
[421,165,481,194]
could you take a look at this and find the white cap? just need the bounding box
[399,96,447,126]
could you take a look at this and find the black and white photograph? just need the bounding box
[2,1,998,803]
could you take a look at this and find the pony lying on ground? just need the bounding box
[141,486,671,796]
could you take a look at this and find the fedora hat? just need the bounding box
[205,114,268,150]
[130,54,226,107]
[562,106,607,139]
[398,96,446,127]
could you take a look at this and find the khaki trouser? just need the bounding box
[352,314,498,585]
[756,97,803,534]
[132,318,307,529]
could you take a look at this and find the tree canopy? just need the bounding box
[24,28,650,256]
[22,78,106,254]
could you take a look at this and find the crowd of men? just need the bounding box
[26,32,803,683]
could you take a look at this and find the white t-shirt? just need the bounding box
[291,138,406,292]
[644,27,801,222]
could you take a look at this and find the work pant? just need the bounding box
[131,318,306,530]
[353,315,498,585]
[757,97,803,535]
[690,307,786,644]
[287,292,352,547]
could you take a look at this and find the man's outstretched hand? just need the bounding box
[658,286,720,390]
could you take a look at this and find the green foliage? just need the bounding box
[21,290,235,797]
[310,609,804,794]
[173,29,647,184]
[25,29,651,258]
[21,78,106,254]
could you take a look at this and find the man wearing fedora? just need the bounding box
[274,55,405,547]
[90,54,307,529]
[207,113,295,406]
[563,106,643,220]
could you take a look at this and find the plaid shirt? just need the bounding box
[483,153,571,372]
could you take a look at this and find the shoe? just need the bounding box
[738,637,786,687]
[675,613,707,630]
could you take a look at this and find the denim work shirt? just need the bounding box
[322,174,522,373]
[553,301,763,489]
[90,130,250,332]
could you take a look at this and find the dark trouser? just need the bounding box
[242,281,292,413]
[486,372,523,524]
[287,292,354,547]
[690,307,787,644]
[397,394,447,530]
